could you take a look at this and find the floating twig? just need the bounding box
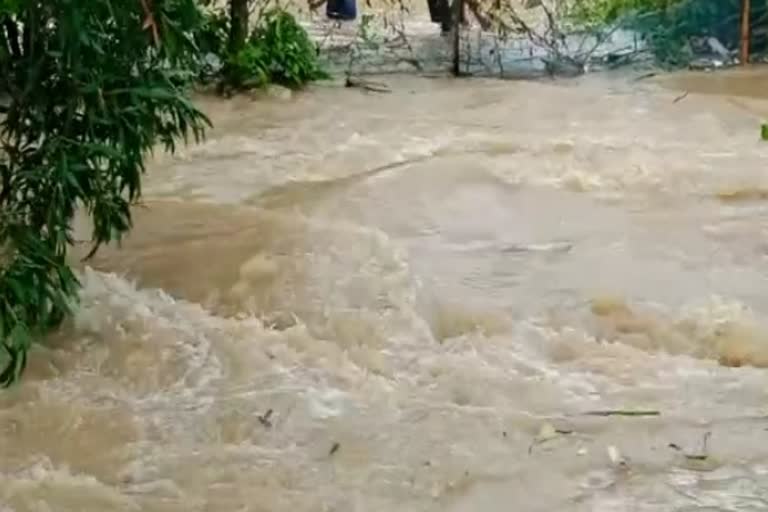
[585,410,660,417]
[667,483,703,503]
[669,431,712,460]
[257,409,273,428]
[528,422,572,454]
[673,91,689,103]
[685,431,711,460]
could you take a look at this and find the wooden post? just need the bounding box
[451,0,463,75]
[740,0,751,65]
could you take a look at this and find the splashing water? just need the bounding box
[5,70,768,511]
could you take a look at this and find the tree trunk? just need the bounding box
[228,0,249,56]
[451,0,463,75]
[740,0,751,65]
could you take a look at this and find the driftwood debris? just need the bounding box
[344,76,391,93]
[669,432,712,461]
[634,72,658,81]
[528,422,575,454]
[258,409,274,428]
[584,409,660,417]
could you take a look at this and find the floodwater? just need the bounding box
[5,68,768,512]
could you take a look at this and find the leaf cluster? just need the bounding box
[225,7,328,89]
[567,0,768,66]
[0,0,210,385]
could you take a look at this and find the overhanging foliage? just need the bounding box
[0,0,210,385]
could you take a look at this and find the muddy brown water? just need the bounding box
[5,69,768,511]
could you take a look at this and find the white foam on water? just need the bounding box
[7,73,768,511]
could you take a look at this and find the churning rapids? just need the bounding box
[5,69,768,512]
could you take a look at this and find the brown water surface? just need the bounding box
[5,70,768,511]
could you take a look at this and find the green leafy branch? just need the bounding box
[0,0,210,386]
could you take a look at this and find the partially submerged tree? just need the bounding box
[0,0,210,385]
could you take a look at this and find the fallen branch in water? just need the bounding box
[345,76,391,93]
[634,71,658,81]
[669,431,711,460]
[669,443,707,460]
[528,422,574,454]
[584,409,660,417]
[258,408,273,428]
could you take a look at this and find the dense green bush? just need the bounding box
[636,1,738,65]
[568,0,767,66]
[225,8,328,89]
[195,5,230,58]
[567,0,680,26]
[227,43,271,87]
[252,8,328,87]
